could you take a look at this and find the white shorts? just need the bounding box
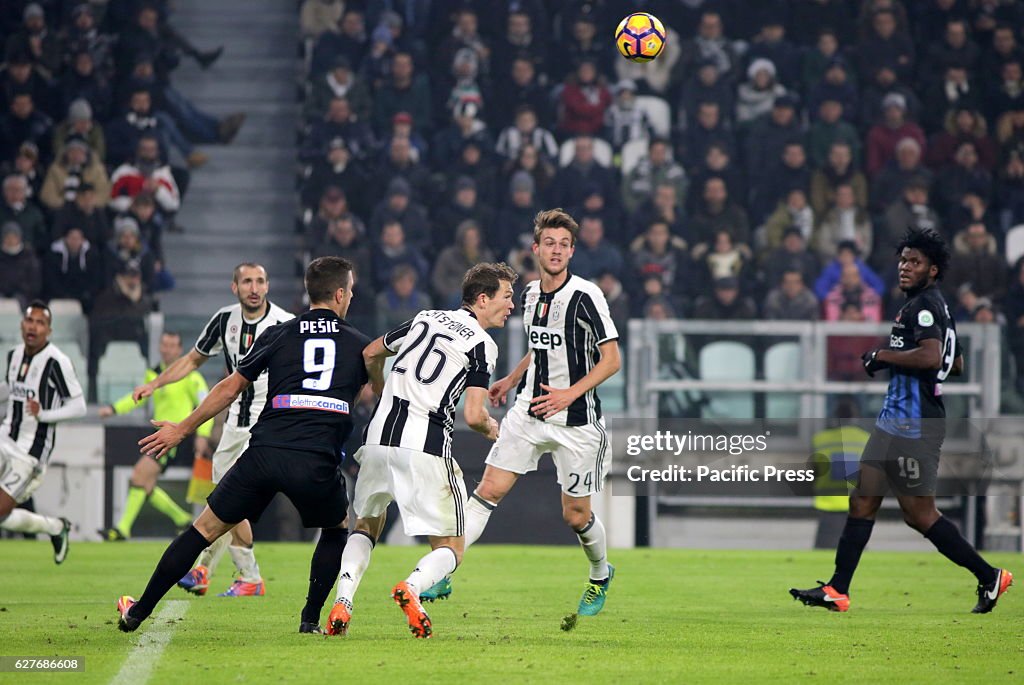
[212,424,252,483]
[485,408,610,497]
[0,436,46,505]
[352,444,467,538]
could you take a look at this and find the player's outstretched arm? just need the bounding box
[464,386,499,441]
[488,352,531,407]
[531,340,621,419]
[139,371,250,459]
[133,348,208,402]
[362,336,396,396]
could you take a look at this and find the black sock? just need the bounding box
[131,526,211,620]
[827,517,875,595]
[301,528,348,624]
[924,516,997,584]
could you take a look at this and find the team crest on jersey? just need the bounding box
[550,301,563,323]
[917,310,935,327]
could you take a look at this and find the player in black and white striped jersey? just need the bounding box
[132,263,292,597]
[423,209,622,617]
[326,263,517,639]
[0,302,86,563]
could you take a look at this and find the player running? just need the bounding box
[325,263,515,639]
[117,256,371,634]
[0,302,85,562]
[421,209,621,618]
[99,331,213,541]
[133,263,292,597]
[791,228,1013,613]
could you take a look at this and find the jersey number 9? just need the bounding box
[302,339,336,390]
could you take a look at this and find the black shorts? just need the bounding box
[859,427,943,495]
[207,445,348,528]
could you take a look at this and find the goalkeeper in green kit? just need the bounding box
[99,332,213,541]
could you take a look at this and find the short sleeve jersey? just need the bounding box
[236,309,371,456]
[876,285,957,438]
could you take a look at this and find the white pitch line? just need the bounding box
[111,600,189,685]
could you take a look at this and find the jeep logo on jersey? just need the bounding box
[528,325,563,350]
[9,383,36,400]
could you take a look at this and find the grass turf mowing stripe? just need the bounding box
[111,600,188,685]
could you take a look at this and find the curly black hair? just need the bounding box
[895,227,951,280]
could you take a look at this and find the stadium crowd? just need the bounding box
[297,0,1024,410]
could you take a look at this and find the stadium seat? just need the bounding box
[47,299,87,350]
[698,341,755,419]
[764,342,802,419]
[1005,224,1024,266]
[0,298,20,315]
[0,299,21,347]
[601,369,626,413]
[96,342,148,406]
[558,137,613,168]
[635,95,671,138]
[620,138,650,177]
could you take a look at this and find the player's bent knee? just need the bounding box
[561,506,591,530]
[193,507,232,542]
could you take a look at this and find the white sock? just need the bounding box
[335,532,374,608]
[229,545,262,583]
[575,514,609,581]
[405,547,458,594]
[195,532,231,574]
[464,492,496,547]
[0,509,64,536]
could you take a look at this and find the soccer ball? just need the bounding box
[615,12,666,63]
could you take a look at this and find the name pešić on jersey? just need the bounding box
[516,274,618,426]
[3,343,84,463]
[364,309,499,458]
[194,302,293,428]
[877,284,957,439]
[236,309,371,456]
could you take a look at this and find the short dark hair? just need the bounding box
[461,262,518,306]
[233,262,266,283]
[533,208,579,245]
[306,256,354,304]
[25,299,51,322]
[161,330,182,343]
[896,227,951,280]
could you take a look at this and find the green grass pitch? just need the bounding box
[0,541,1021,684]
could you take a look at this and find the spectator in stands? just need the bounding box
[922,63,980,133]
[763,188,815,250]
[676,10,741,83]
[370,135,431,206]
[89,261,154,377]
[0,50,52,118]
[866,92,926,177]
[810,141,868,217]
[448,138,499,208]
[736,58,787,126]
[360,25,398,95]
[372,52,431,137]
[927,107,996,171]
[105,217,157,291]
[0,173,45,254]
[432,176,494,252]
[52,181,108,248]
[762,227,821,292]
[597,271,631,343]
[1004,257,1024,392]
[630,219,691,299]
[678,57,734,131]
[744,93,800,184]
[815,183,874,261]
[110,134,180,217]
[300,0,344,42]
[63,4,114,79]
[870,136,932,212]
[860,63,922,128]
[490,57,550,131]
[314,213,371,279]
[493,171,539,256]
[431,220,494,308]
[372,219,429,291]
[857,8,915,84]
[681,99,734,171]
[303,96,375,163]
[306,184,362,247]
[934,141,993,216]
[752,140,811,224]
[0,222,39,306]
[792,3,854,49]
[376,264,431,334]
[824,262,883,322]
[922,18,980,86]
[442,47,486,126]
[432,100,491,169]
[5,4,61,76]
[105,87,197,167]
[763,269,819,321]
[557,58,612,137]
[692,276,757,321]
[693,229,753,293]
[492,10,547,85]
[808,98,861,169]
[126,193,164,259]
[827,303,881,381]
[632,179,686,245]
[503,142,555,204]
[42,226,102,311]
[745,17,800,89]
[807,57,859,126]
[603,80,651,151]
[571,215,622,281]
[800,29,843,91]
[0,141,42,201]
[997,108,1024,225]
[0,90,52,162]
[989,58,1024,119]
[551,136,616,211]
[53,99,105,161]
[815,241,885,303]
[58,50,112,124]
[368,178,431,255]
[571,183,622,238]
[880,178,942,269]
[496,104,557,163]
[945,220,1008,301]
[560,13,611,83]
[306,56,371,122]
[980,23,1023,91]
[690,176,750,247]
[622,138,687,215]
[39,134,110,211]
[311,8,366,75]
[301,136,370,216]
[686,141,742,215]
